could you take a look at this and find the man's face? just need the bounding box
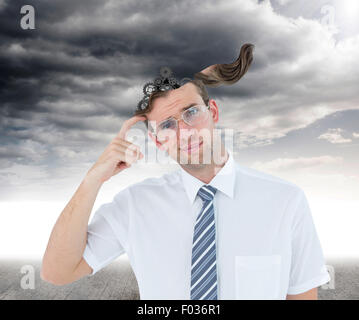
[146,83,219,167]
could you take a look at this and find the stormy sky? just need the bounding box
[0,0,358,257]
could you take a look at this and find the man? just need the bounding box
[41,80,330,300]
[41,46,330,299]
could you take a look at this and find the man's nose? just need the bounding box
[177,119,193,138]
[177,119,192,131]
[177,119,198,142]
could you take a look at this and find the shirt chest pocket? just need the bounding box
[234,255,282,300]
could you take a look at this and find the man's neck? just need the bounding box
[180,148,229,184]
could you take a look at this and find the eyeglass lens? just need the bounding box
[157,105,208,134]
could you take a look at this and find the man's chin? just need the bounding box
[176,148,212,166]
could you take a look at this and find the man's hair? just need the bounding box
[133,43,254,130]
[134,79,209,130]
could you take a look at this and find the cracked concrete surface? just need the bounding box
[0,257,358,300]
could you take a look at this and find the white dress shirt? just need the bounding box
[83,149,330,299]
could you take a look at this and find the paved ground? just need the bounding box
[0,257,358,300]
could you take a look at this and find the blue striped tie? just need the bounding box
[190,184,218,300]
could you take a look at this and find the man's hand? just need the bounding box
[87,115,146,184]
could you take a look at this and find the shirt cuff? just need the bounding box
[287,266,331,295]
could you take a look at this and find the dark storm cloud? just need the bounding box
[0,0,262,171]
[0,0,358,201]
[0,0,293,127]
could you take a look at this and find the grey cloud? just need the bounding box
[0,0,358,200]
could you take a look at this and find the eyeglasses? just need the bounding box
[150,104,210,138]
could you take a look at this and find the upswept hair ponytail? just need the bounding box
[193,43,254,88]
[134,43,254,122]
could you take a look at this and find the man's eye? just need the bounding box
[160,121,172,130]
[187,108,199,116]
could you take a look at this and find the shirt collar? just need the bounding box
[179,149,236,204]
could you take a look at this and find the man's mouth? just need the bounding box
[180,140,203,153]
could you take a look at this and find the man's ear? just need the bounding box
[208,99,219,123]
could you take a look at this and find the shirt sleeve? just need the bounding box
[83,187,131,276]
[287,188,331,295]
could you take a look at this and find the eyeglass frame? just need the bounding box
[149,104,211,138]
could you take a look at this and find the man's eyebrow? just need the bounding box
[161,103,198,122]
[180,102,198,112]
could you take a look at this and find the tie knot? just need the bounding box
[197,185,217,202]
